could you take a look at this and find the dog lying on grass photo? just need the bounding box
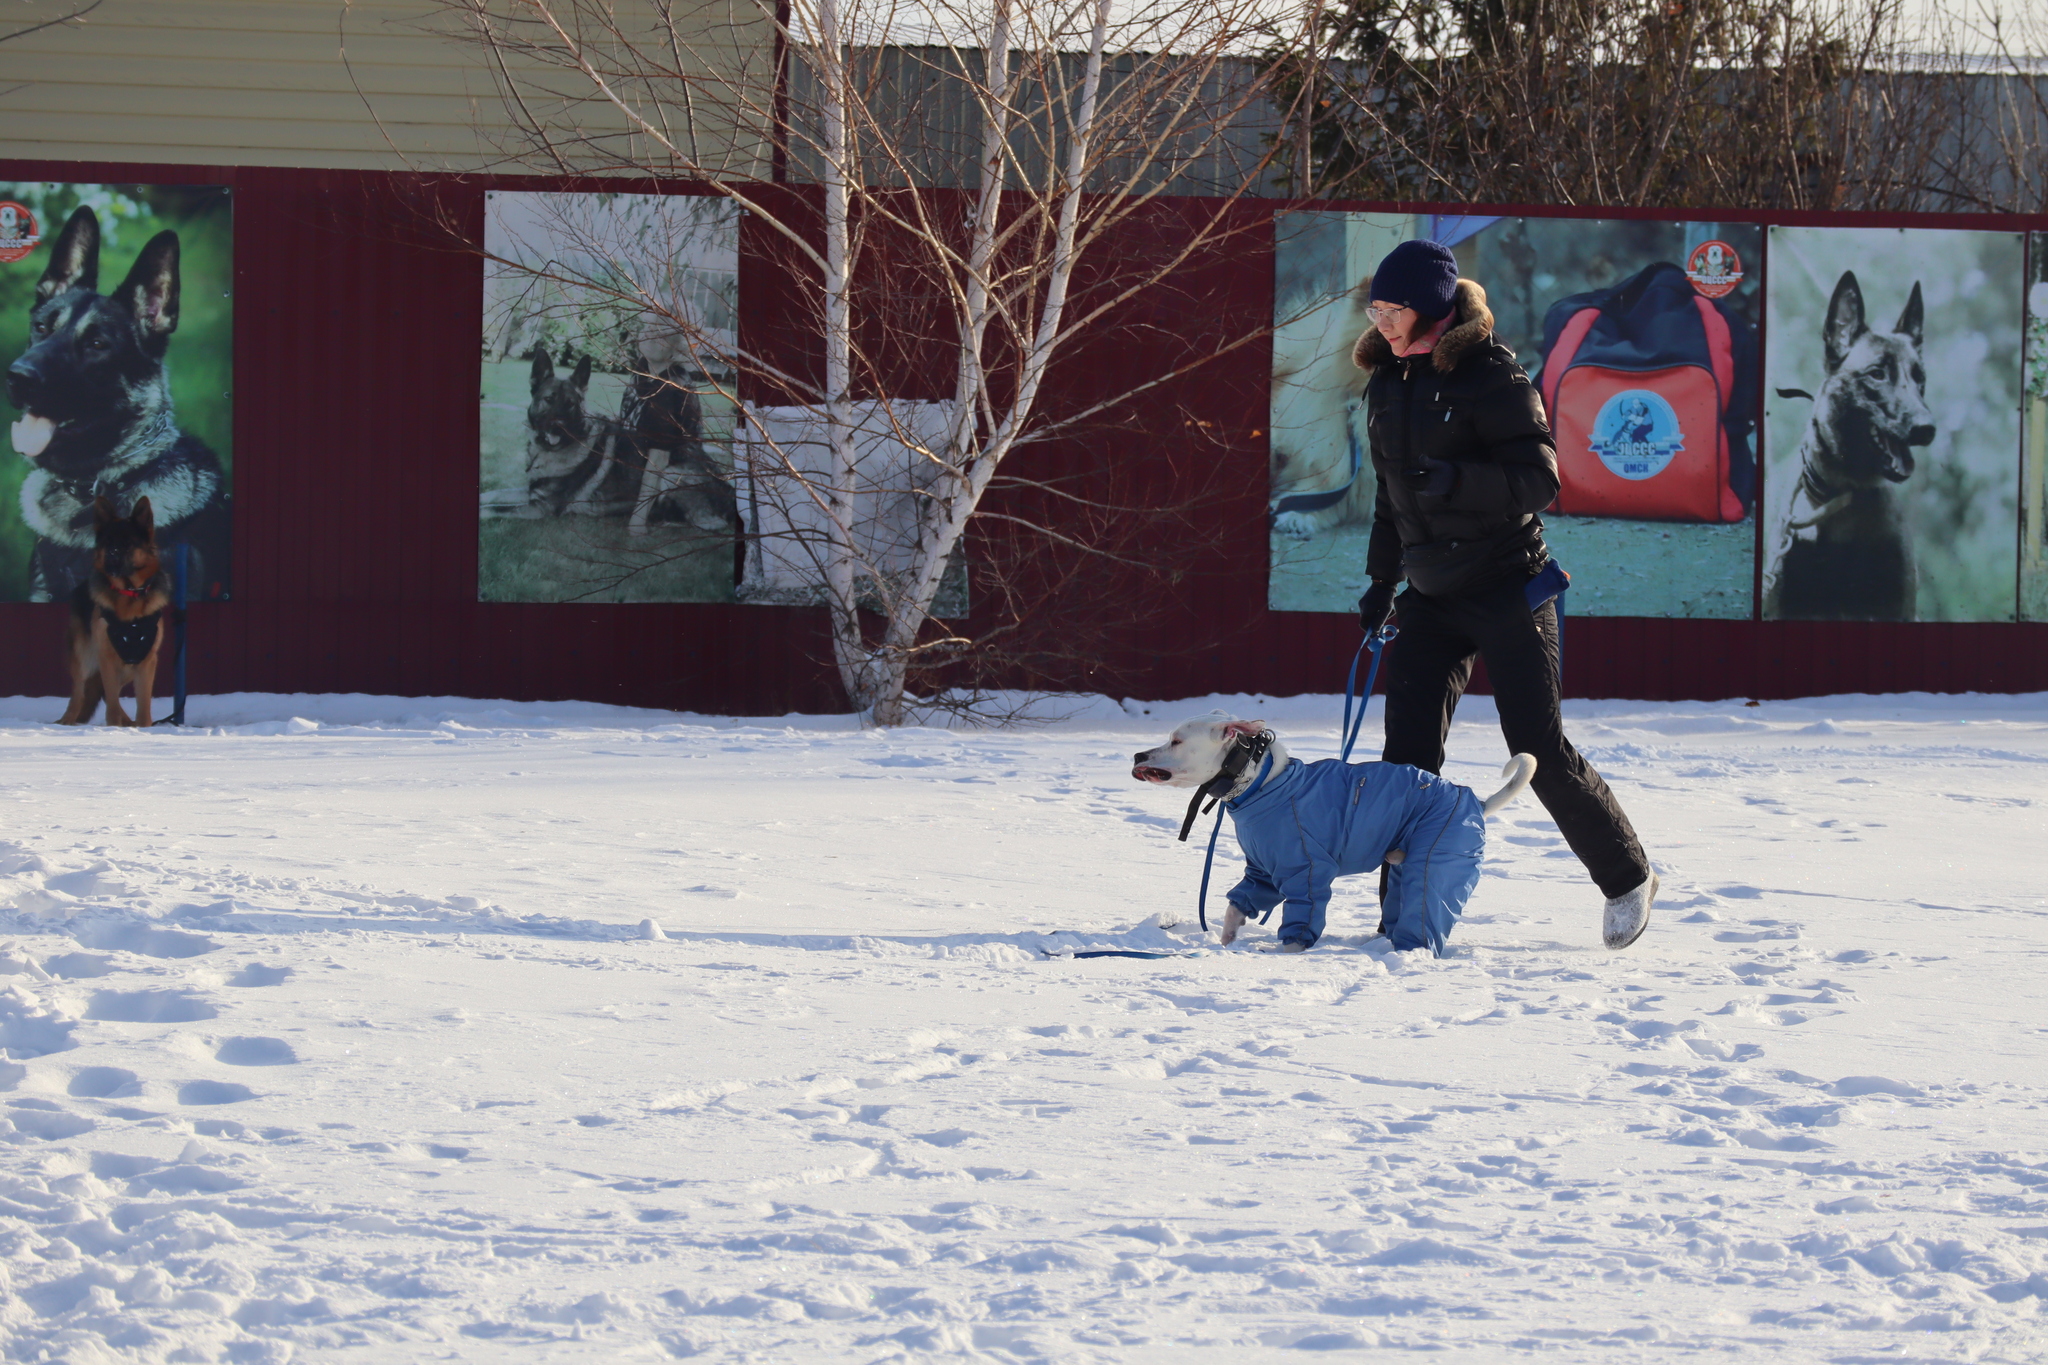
[1133,713,1535,955]
[58,496,169,727]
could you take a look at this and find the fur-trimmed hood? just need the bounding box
[1351,278,1495,377]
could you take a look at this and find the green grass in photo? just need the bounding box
[1270,515,1752,618]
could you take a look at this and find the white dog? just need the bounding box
[1134,713,1534,955]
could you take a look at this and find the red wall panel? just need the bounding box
[0,162,2042,713]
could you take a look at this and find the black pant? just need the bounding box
[1379,579,1649,900]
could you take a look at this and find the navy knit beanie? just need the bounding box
[1370,239,1459,321]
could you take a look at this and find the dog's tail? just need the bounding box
[1481,754,1537,818]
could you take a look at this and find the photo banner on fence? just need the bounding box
[480,191,741,604]
[1763,226,2022,623]
[0,183,233,604]
[1270,212,1761,618]
[2025,232,2046,623]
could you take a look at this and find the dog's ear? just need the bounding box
[570,354,593,390]
[130,496,155,539]
[1222,719,1267,740]
[1894,281,1925,351]
[114,231,181,346]
[93,494,117,528]
[529,348,554,392]
[37,206,99,306]
[1823,271,1866,374]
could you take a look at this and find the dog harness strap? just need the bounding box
[99,608,162,666]
[1176,731,1273,842]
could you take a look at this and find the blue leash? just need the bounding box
[1339,624,1398,763]
[153,543,189,728]
[1194,750,1274,932]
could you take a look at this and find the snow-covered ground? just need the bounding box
[2,687,2046,1363]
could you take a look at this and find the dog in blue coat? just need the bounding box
[1133,714,1535,955]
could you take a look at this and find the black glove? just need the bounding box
[1401,457,1458,498]
[1357,580,1397,634]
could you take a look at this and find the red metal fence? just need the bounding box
[0,160,2042,713]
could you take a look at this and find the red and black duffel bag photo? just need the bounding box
[1537,260,1758,523]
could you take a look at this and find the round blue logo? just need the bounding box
[1588,389,1683,480]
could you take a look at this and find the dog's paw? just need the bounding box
[1219,903,1248,946]
[1271,511,1317,542]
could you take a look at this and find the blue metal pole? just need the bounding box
[167,543,188,726]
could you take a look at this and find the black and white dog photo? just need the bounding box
[1765,270,1934,620]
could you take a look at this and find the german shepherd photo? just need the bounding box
[1764,271,1933,620]
[1763,227,2025,623]
[616,345,741,540]
[480,191,741,603]
[523,347,606,516]
[520,344,737,537]
[59,495,169,726]
[6,203,231,603]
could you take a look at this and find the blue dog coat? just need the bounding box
[1223,757,1485,955]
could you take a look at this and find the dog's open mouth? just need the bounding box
[10,410,55,459]
[1881,444,1916,483]
[1133,765,1173,783]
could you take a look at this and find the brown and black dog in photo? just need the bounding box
[58,496,170,726]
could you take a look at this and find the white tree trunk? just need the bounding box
[811,0,878,716]
[868,0,1113,725]
[862,1,1016,728]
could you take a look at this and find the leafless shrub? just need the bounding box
[1258,0,2048,213]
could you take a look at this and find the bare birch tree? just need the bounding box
[428,0,1309,724]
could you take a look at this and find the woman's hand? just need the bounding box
[1358,580,1398,634]
[1401,457,1459,498]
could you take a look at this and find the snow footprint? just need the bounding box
[67,1065,141,1098]
[1714,919,1800,944]
[178,1080,256,1106]
[3,1098,96,1140]
[214,1037,298,1066]
[72,923,218,960]
[84,989,218,1023]
[43,952,115,978]
[0,986,78,1056]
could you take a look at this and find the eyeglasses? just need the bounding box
[1367,305,1411,323]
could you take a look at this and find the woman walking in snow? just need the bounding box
[1351,239,1658,948]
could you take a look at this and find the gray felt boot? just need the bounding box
[1603,873,1658,950]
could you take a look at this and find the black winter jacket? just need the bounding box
[1354,279,1559,596]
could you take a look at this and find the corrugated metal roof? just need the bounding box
[782,48,1287,196]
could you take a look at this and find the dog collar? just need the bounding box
[1788,468,1851,533]
[1176,730,1275,842]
